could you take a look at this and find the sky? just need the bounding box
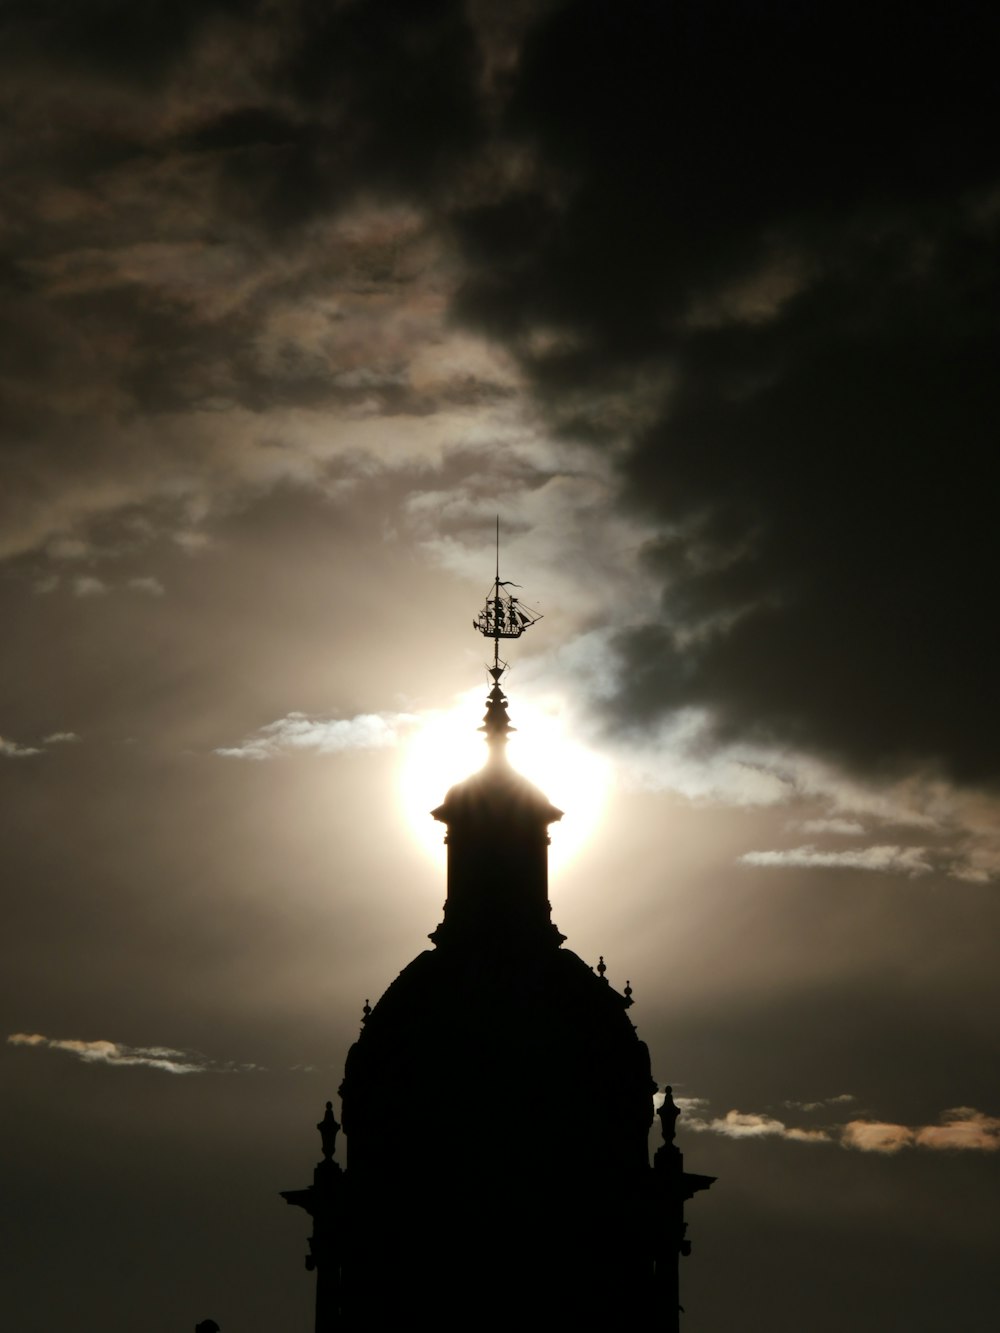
[2,1,998,1328]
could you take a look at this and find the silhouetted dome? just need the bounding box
[343,940,653,1171]
[339,920,655,1326]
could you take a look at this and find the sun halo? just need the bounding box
[397,687,611,874]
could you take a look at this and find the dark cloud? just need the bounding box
[0,0,507,561]
[0,0,255,83]
[443,0,1000,784]
[158,0,488,232]
[284,0,484,185]
[614,242,1000,783]
[3,0,998,787]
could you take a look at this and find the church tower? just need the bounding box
[283,538,713,1330]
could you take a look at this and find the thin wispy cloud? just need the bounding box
[686,1109,832,1144]
[843,1108,1000,1155]
[740,844,933,877]
[610,708,1000,882]
[8,1032,264,1076]
[783,1094,856,1113]
[678,1098,1000,1153]
[173,530,211,552]
[46,536,91,561]
[797,818,865,836]
[127,576,165,596]
[215,710,417,761]
[73,575,108,598]
[672,1096,710,1113]
[2,732,80,758]
[1,736,42,758]
[8,1032,206,1075]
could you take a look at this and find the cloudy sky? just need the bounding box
[3,2,998,1329]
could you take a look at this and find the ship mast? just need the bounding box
[472,517,542,685]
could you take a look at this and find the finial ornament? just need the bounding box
[317,1100,341,1161]
[624,979,633,1008]
[479,679,515,751]
[596,955,607,982]
[658,1085,681,1145]
[361,998,371,1026]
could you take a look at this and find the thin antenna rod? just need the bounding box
[494,516,500,671]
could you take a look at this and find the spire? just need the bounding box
[479,674,514,754]
[471,517,541,758]
[429,523,562,947]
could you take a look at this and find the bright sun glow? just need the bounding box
[398,687,611,874]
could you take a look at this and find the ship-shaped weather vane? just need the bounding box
[473,518,542,680]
